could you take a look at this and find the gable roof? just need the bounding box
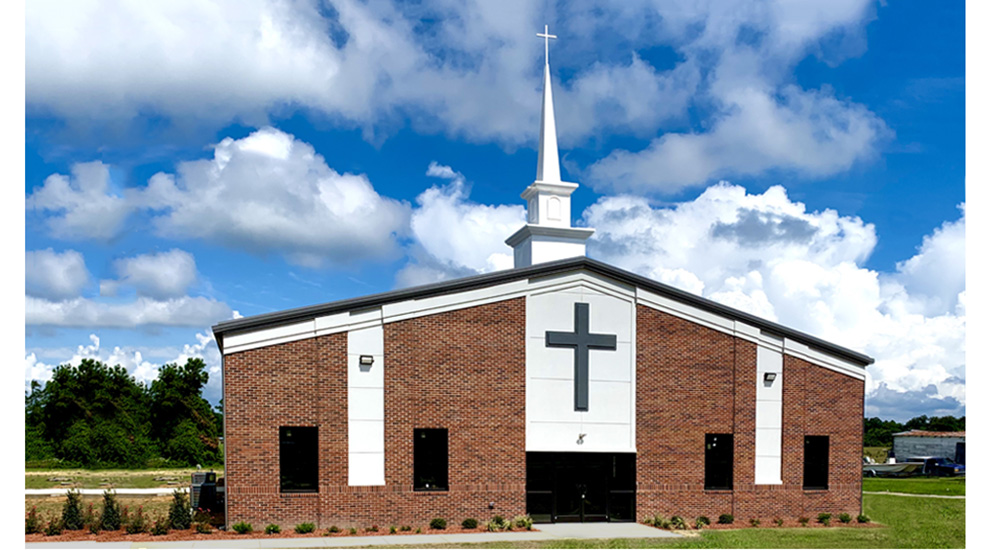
[212,256,874,366]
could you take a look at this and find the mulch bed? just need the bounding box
[26,524,535,543]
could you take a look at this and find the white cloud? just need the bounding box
[102,249,198,299]
[26,295,233,328]
[25,330,224,403]
[25,162,130,240]
[26,0,885,186]
[26,249,90,300]
[396,162,525,287]
[581,182,965,418]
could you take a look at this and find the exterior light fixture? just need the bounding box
[577,433,587,445]
[763,372,777,383]
[359,355,375,366]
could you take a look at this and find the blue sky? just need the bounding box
[23,0,965,421]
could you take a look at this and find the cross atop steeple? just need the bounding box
[536,24,557,66]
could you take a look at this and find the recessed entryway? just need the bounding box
[526,452,636,523]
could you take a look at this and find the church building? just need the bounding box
[213,28,871,528]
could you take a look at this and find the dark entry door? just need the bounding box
[527,452,635,523]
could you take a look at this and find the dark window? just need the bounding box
[803,435,829,490]
[414,428,448,491]
[280,426,318,492]
[705,434,734,490]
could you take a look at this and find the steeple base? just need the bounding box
[505,224,595,268]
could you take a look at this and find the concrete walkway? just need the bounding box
[25,522,680,549]
[863,490,965,499]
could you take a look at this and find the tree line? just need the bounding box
[863,415,965,447]
[25,358,223,468]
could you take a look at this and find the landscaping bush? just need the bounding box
[857,514,871,524]
[125,507,148,534]
[513,515,533,529]
[430,517,447,530]
[169,489,192,530]
[295,522,316,534]
[364,525,379,532]
[492,515,505,525]
[26,507,42,534]
[99,490,122,531]
[150,516,170,536]
[328,525,341,533]
[265,524,281,534]
[487,518,512,532]
[196,522,213,534]
[232,521,253,534]
[750,518,761,528]
[44,517,63,536]
[653,514,666,528]
[400,525,412,531]
[389,526,397,534]
[798,516,809,526]
[773,518,784,527]
[718,513,734,524]
[61,489,85,530]
[349,527,357,535]
[83,504,97,533]
[461,518,479,529]
[415,527,422,534]
[817,513,832,526]
[669,516,687,530]
[838,513,852,524]
[696,516,710,527]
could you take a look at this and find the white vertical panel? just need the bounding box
[755,345,783,485]
[347,325,385,486]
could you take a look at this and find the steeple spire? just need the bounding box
[506,25,595,269]
[536,25,560,183]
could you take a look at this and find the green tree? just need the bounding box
[149,358,222,465]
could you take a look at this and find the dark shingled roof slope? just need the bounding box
[213,256,874,366]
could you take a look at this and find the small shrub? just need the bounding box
[462,518,479,529]
[817,513,832,526]
[169,489,192,530]
[487,518,512,532]
[328,525,341,533]
[718,513,734,525]
[62,489,85,530]
[44,517,63,536]
[400,525,412,532]
[232,521,253,534]
[83,503,96,532]
[125,506,148,534]
[750,518,761,528]
[694,517,708,530]
[798,516,809,526]
[669,516,687,530]
[773,518,784,527]
[295,522,316,534]
[642,516,653,525]
[430,517,447,530]
[838,513,852,524]
[99,490,122,531]
[26,507,42,534]
[150,516,170,536]
[389,526,397,534]
[653,514,666,528]
[349,527,357,535]
[365,525,379,532]
[415,527,422,534]
[196,522,213,534]
[513,515,533,529]
[265,524,281,534]
[857,514,871,524]
[193,508,213,524]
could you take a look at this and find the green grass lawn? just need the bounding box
[25,467,223,489]
[863,476,965,496]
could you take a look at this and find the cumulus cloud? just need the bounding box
[25,330,224,403]
[25,162,130,240]
[26,249,90,300]
[396,162,525,287]
[26,0,886,185]
[26,296,232,328]
[101,249,198,299]
[28,128,411,267]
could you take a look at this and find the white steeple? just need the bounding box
[506,25,594,268]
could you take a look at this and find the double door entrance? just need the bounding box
[526,452,636,523]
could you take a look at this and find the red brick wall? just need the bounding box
[636,305,864,524]
[224,298,525,529]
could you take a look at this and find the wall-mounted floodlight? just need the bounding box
[359,355,375,366]
[763,372,777,383]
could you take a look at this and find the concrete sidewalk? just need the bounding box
[26,522,680,548]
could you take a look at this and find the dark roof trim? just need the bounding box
[212,257,874,366]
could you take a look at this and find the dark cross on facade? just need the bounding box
[546,302,617,411]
